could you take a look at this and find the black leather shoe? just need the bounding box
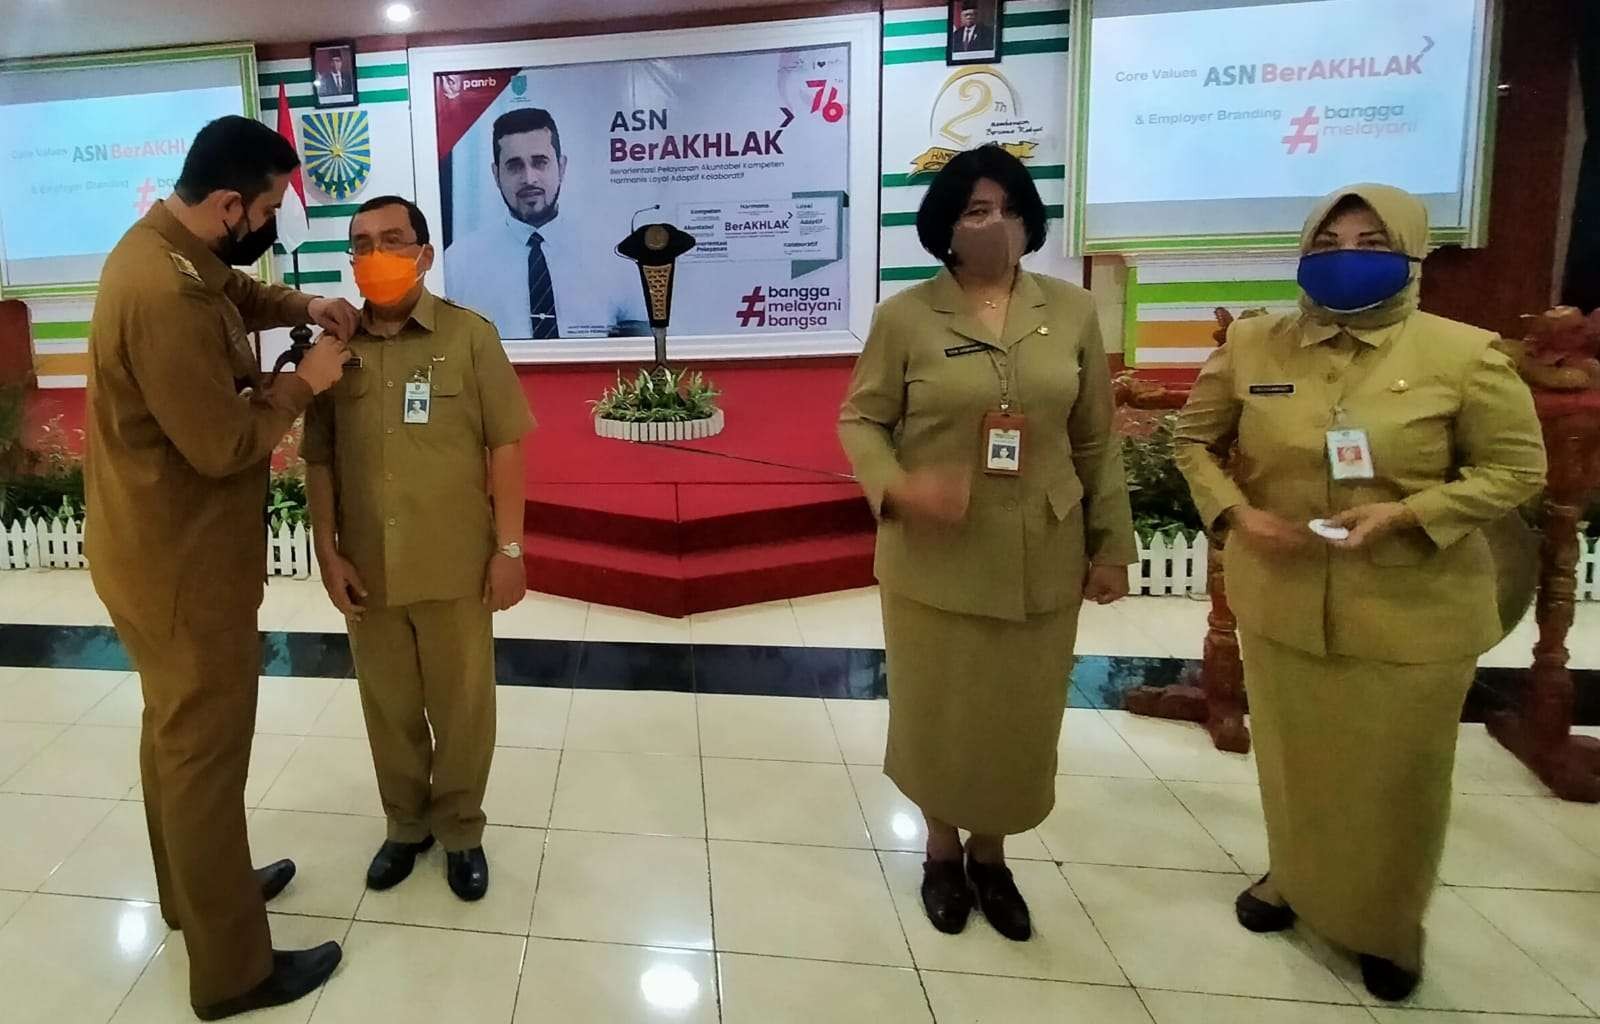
[1360,955,1419,1002]
[921,859,973,934]
[168,860,299,931]
[366,836,434,891]
[257,859,296,903]
[1235,876,1295,933]
[967,856,1031,941]
[194,942,343,1021]
[447,847,489,901]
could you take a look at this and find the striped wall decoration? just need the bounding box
[255,49,413,299]
[1122,259,1300,369]
[878,1,1075,299]
[24,298,94,388]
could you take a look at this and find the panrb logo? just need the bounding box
[439,74,462,100]
[1282,106,1320,155]
[736,286,767,328]
[512,75,527,97]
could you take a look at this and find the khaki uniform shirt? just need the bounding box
[1175,310,1547,663]
[838,270,1137,622]
[85,203,315,637]
[302,289,534,609]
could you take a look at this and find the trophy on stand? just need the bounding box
[617,221,697,367]
[595,219,724,443]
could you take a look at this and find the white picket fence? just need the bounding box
[0,518,318,579]
[1124,529,1600,600]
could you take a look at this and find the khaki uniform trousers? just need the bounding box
[348,595,496,851]
[112,611,273,1010]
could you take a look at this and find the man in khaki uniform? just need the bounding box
[304,196,533,901]
[86,116,358,1020]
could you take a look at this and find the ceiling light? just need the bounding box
[384,3,415,24]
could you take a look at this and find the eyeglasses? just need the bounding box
[350,237,421,257]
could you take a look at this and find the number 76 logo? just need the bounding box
[805,80,847,124]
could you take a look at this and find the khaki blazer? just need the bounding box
[838,269,1136,622]
[86,203,314,638]
[1175,310,1547,663]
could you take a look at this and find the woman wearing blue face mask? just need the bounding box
[1174,184,1547,1001]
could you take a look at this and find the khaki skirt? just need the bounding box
[881,590,1081,836]
[1242,630,1474,969]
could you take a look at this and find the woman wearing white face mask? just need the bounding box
[838,145,1136,941]
[1175,184,1547,1000]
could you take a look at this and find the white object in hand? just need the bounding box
[1308,518,1350,541]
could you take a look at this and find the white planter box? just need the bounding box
[594,408,725,443]
[1131,531,1209,597]
[0,518,318,580]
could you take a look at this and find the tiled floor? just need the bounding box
[0,570,1597,1022]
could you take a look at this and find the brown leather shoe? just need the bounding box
[194,942,342,1021]
[1360,955,1419,1001]
[920,858,973,934]
[1235,875,1296,933]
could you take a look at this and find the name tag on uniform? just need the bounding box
[1326,428,1374,480]
[1249,383,1296,396]
[945,342,988,358]
[404,380,431,424]
[982,411,1025,476]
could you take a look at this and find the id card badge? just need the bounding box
[403,380,431,424]
[1326,428,1375,480]
[982,411,1026,476]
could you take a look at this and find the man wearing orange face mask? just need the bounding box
[302,195,534,902]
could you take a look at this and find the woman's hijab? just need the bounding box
[1298,183,1428,330]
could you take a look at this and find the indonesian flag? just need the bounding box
[274,83,310,255]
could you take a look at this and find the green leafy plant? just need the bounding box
[590,366,721,423]
[1119,412,1203,541]
[267,475,308,530]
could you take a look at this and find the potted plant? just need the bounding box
[591,365,725,443]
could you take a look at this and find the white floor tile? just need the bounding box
[494,686,572,750]
[1102,711,1258,784]
[1451,724,1552,797]
[255,676,344,736]
[881,852,1124,985]
[0,721,66,787]
[112,913,346,1024]
[690,600,804,647]
[1037,776,1238,872]
[719,953,931,1024]
[0,889,26,930]
[481,745,561,829]
[493,592,590,642]
[356,824,544,936]
[245,733,307,808]
[1,723,140,799]
[921,971,1154,1024]
[308,921,524,1024]
[1441,794,1600,891]
[40,801,159,902]
[0,893,165,1024]
[79,675,146,727]
[1370,1011,1595,1024]
[709,840,911,966]
[515,940,718,1024]
[246,809,385,920]
[258,736,381,818]
[825,698,887,765]
[1455,887,1600,1014]
[1059,708,1156,779]
[792,587,886,650]
[531,830,713,950]
[1062,863,1355,1003]
[549,749,704,837]
[565,690,700,756]
[0,792,117,891]
[584,603,693,644]
[1166,781,1270,876]
[846,766,1054,861]
[305,683,369,739]
[0,667,127,725]
[704,758,867,847]
[1139,990,1373,1024]
[698,694,842,763]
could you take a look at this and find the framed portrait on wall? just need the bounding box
[948,0,1002,65]
[311,40,358,108]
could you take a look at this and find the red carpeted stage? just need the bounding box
[519,357,875,617]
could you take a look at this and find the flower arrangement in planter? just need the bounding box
[1118,410,1204,543]
[590,365,725,443]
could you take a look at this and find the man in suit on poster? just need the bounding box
[951,3,997,57]
[446,106,647,341]
[317,51,352,101]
